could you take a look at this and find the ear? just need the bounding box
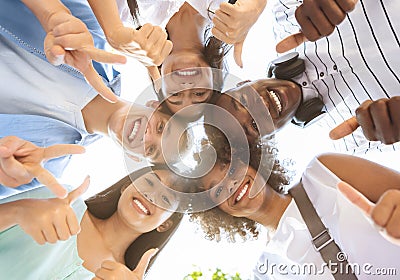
[156,219,173,233]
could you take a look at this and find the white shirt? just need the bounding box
[253,157,400,279]
[135,0,226,28]
[116,0,135,27]
[270,0,400,154]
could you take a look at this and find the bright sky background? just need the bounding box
[61,3,399,279]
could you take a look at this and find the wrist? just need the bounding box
[0,199,28,231]
[45,9,72,32]
[21,0,71,32]
[105,24,126,47]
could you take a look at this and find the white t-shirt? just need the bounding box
[116,0,135,27]
[253,157,400,279]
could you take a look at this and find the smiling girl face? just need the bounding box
[117,169,179,233]
[200,159,277,218]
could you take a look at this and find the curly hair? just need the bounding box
[188,126,292,242]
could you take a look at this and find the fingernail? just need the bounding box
[53,54,65,66]
[59,189,68,199]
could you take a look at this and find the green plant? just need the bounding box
[184,267,242,280]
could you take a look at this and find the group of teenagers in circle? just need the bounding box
[0,0,399,279]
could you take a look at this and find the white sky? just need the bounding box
[61,4,400,279]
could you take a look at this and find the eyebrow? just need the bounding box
[153,172,162,182]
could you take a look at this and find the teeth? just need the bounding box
[176,70,197,76]
[236,184,249,202]
[269,90,282,113]
[133,199,149,215]
[129,120,141,141]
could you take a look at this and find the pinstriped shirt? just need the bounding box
[271,0,400,154]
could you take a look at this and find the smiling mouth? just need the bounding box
[127,119,142,144]
[268,90,282,113]
[258,88,283,117]
[234,179,251,204]
[174,68,200,77]
[132,198,150,215]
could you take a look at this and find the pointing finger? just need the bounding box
[82,63,118,103]
[30,166,68,199]
[67,176,90,204]
[43,144,85,160]
[338,181,374,215]
[233,41,244,68]
[329,116,359,140]
[276,32,307,53]
[85,47,127,65]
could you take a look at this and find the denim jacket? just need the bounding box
[0,0,121,95]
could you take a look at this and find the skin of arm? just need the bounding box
[87,0,125,42]
[20,0,71,32]
[0,200,21,232]
[317,153,400,203]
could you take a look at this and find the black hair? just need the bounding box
[125,0,230,116]
[84,166,183,272]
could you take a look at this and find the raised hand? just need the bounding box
[276,0,357,53]
[45,12,127,103]
[108,24,173,67]
[212,0,267,67]
[338,181,400,246]
[92,248,158,280]
[329,97,400,144]
[0,136,85,198]
[15,177,90,244]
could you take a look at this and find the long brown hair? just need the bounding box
[84,166,183,271]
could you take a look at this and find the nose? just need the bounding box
[180,81,195,89]
[143,192,155,203]
[228,180,238,194]
[145,126,153,142]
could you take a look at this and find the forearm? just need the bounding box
[87,0,124,38]
[0,200,24,232]
[20,0,71,32]
[254,0,268,15]
[318,153,400,203]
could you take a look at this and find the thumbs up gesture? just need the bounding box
[329,98,400,144]
[275,0,357,53]
[93,248,158,280]
[15,177,90,245]
[338,181,400,246]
